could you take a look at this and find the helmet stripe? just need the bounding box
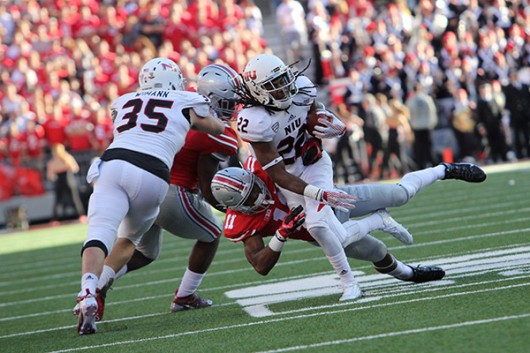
[210,64,241,89]
[212,175,245,192]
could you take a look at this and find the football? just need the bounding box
[306,106,333,137]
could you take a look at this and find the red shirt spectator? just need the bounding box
[5,123,25,167]
[24,121,46,159]
[91,107,113,155]
[164,4,192,52]
[71,6,100,38]
[66,109,94,152]
[42,106,68,146]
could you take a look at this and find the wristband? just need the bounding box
[274,230,287,242]
[268,232,286,252]
[303,185,322,201]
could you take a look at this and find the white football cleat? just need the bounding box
[76,289,98,335]
[339,283,363,301]
[376,209,413,245]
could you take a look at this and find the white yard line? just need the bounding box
[255,313,530,353]
[36,282,530,353]
[1,227,529,304]
[1,278,528,340]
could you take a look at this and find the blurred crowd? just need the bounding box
[0,0,267,209]
[1,0,530,208]
[297,0,530,182]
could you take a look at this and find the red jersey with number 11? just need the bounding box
[223,155,313,242]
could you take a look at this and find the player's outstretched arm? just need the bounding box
[189,108,224,135]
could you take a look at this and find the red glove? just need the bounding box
[276,205,306,240]
[301,138,323,166]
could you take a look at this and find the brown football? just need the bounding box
[306,107,333,137]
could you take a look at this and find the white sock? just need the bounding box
[389,260,414,280]
[177,268,205,298]
[398,165,445,199]
[97,265,116,290]
[327,252,356,288]
[309,224,355,287]
[81,272,98,296]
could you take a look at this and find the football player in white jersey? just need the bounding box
[75,58,225,335]
[89,64,241,321]
[237,54,361,301]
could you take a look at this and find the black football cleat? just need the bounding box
[441,162,486,183]
[405,265,446,283]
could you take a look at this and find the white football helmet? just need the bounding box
[211,167,272,214]
[242,54,298,110]
[197,64,241,121]
[138,57,185,91]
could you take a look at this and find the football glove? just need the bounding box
[304,185,356,212]
[312,110,346,139]
[276,205,306,240]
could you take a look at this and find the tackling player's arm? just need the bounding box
[241,205,305,276]
[243,235,282,276]
[187,108,225,136]
[197,154,226,211]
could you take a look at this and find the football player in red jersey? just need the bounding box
[211,155,486,287]
[86,64,241,320]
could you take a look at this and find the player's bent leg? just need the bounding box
[335,184,410,219]
[397,166,445,200]
[170,239,219,312]
[344,236,388,262]
[157,187,222,311]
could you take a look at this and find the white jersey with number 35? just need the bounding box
[109,90,211,168]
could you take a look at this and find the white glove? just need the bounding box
[312,110,346,139]
[304,185,356,212]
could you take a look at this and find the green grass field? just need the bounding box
[1,162,530,353]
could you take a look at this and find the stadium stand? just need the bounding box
[1,0,529,227]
